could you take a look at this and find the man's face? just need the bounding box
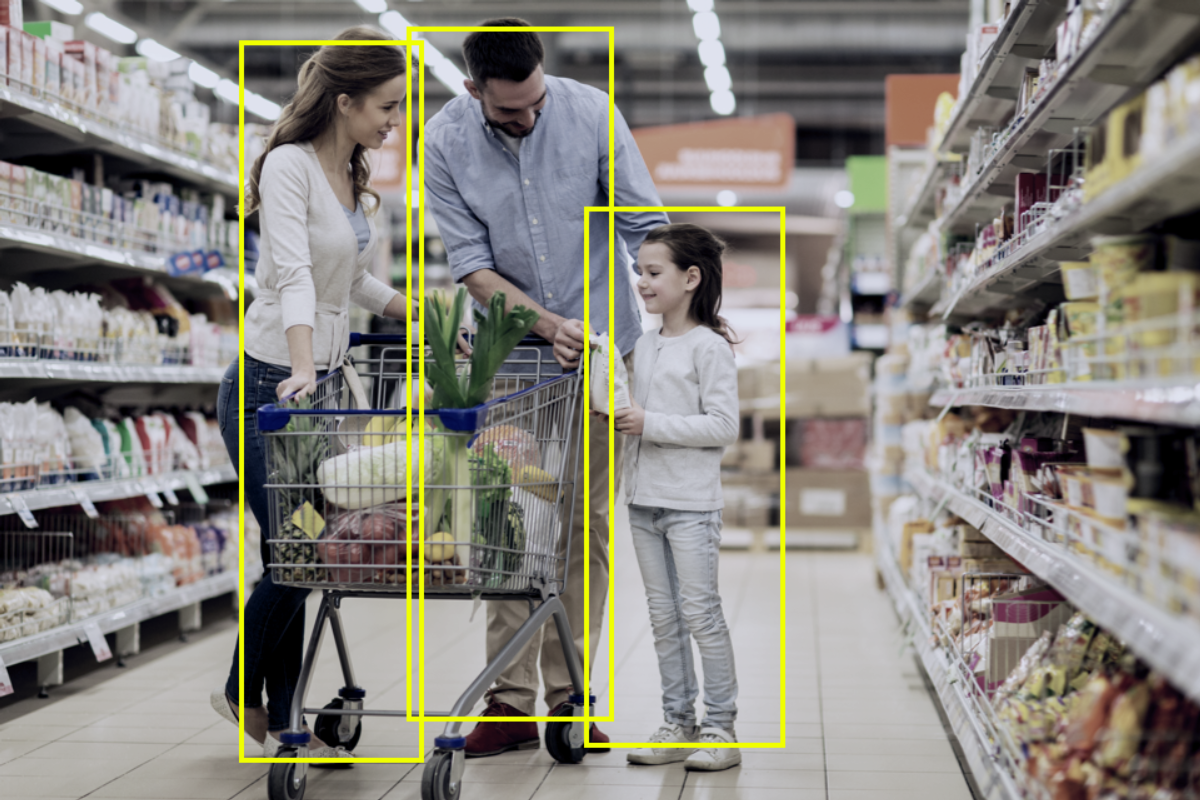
[466,65,547,139]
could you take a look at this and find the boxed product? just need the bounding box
[19,30,32,93]
[29,33,41,95]
[797,418,868,470]
[786,468,872,530]
[22,21,73,42]
[0,0,20,30]
[1015,173,1047,235]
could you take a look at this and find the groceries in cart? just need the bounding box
[263,287,574,590]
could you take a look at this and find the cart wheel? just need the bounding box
[421,750,461,800]
[315,698,362,750]
[545,703,584,764]
[267,750,306,800]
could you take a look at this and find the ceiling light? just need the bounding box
[686,0,714,11]
[692,11,720,42]
[834,190,855,209]
[38,0,84,15]
[710,89,736,116]
[379,9,409,36]
[245,91,282,121]
[188,61,221,88]
[716,190,737,207]
[704,65,731,93]
[355,0,388,12]
[215,79,241,105]
[136,39,181,63]
[85,12,137,45]
[698,39,725,67]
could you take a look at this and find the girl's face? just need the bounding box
[636,242,701,316]
[340,74,406,150]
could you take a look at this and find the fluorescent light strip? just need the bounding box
[85,12,137,45]
[379,10,468,96]
[38,0,83,15]
[136,38,181,63]
[688,3,734,115]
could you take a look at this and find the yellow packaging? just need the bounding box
[1106,94,1145,185]
[1061,261,1100,301]
[1119,274,1200,376]
[1090,234,1155,296]
[1060,302,1100,381]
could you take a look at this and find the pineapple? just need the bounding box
[269,398,330,582]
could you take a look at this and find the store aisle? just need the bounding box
[0,521,973,800]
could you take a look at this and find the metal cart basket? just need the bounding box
[255,333,594,800]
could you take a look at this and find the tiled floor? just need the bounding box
[0,505,974,800]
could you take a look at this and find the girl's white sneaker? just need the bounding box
[626,722,698,765]
[683,727,742,771]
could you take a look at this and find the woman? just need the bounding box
[211,26,412,759]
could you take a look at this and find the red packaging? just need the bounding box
[0,1,20,29]
[1015,173,1048,235]
[799,418,867,470]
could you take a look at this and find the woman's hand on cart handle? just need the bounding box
[456,326,473,357]
[553,319,588,369]
[277,367,318,401]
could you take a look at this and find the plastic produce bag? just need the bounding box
[589,332,630,416]
[317,503,415,584]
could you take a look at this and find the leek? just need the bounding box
[423,289,538,551]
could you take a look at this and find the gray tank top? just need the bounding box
[343,203,370,253]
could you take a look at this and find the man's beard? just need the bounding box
[486,110,541,139]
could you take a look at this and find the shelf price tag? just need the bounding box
[184,474,209,505]
[5,494,37,528]
[72,488,99,519]
[83,623,112,662]
[161,486,180,506]
[0,654,13,697]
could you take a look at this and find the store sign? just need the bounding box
[368,131,409,195]
[632,113,795,189]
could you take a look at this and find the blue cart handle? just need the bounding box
[349,332,548,347]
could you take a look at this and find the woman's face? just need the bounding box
[342,74,406,150]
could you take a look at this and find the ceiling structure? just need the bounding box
[99,0,970,164]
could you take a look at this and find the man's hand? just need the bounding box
[553,319,589,369]
[614,398,645,436]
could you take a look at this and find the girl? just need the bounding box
[614,223,742,772]
[210,26,415,759]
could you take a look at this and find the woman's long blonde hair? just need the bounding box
[246,26,407,216]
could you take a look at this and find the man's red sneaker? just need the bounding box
[464,701,540,758]
[549,702,611,753]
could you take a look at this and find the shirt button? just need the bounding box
[532,218,538,225]
[524,179,530,186]
[540,255,546,262]
[546,292,554,299]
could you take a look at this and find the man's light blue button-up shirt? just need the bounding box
[423,75,669,357]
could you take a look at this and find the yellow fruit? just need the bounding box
[291,502,325,539]
[425,531,456,563]
[516,465,559,503]
[362,415,404,447]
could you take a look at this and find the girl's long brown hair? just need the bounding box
[644,223,740,345]
[246,26,407,216]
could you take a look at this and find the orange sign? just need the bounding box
[368,130,408,195]
[632,113,795,189]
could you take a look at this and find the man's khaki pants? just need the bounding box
[484,352,633,715]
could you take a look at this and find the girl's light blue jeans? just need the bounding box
[628,504,738,732]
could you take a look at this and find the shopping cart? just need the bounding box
[256,332,591,800]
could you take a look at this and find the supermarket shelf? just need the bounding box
[0,464,237,517]
[851,272,892,296]
[938,0,1066,156]
[940,126,1200,320]
[0,222,240,283]
[0,565,261,668]
[875,531,1024,800]
[940,0,1200,235]
[931,380,1200,426]
[0,87,237,195]
[895,156,949,230]
[0,361,224,383]
[905,467,1200,704]
[899,268,944,312]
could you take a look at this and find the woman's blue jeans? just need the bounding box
[628,505,739,732]
[217,354,310,732]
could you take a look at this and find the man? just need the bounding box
[423,19,668,757]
